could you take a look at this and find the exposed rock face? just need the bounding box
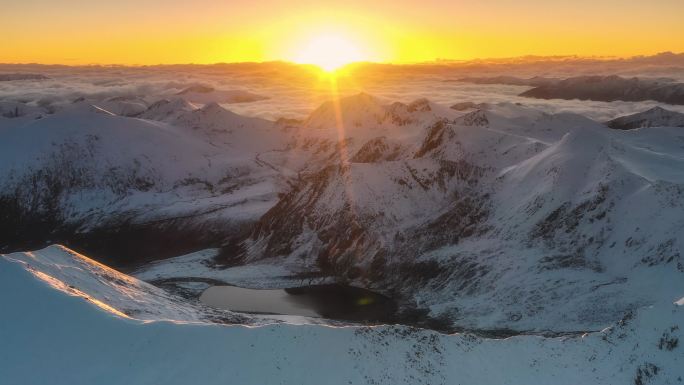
[456,109,489,127]
[351,137,403,163]
[414,120,452,158]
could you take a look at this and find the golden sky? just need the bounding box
[3,0,684,65]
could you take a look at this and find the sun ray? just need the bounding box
[326,75,360,244]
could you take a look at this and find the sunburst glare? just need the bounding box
[294,34,366,72]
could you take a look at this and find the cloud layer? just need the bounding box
[2,54,684,122]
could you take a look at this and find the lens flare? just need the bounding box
[294,34,365,72]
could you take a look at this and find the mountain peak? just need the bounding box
[455,109,489,127]
[646,106,668,113]
[304,93,386,130]
[139,98,197,122]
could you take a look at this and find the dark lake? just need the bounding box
[199,284,397,322]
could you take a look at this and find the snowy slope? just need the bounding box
[0,101,289,263]
[3,245,249,323]
[1,246,683,385]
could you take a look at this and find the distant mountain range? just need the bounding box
[459,75,684,105]
[455,75,559,87]
[520,75,684,104]
[0,73,48,81]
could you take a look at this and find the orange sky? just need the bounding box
[2,0,684,65]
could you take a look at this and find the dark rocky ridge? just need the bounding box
[605,106,684,130]
[456,76,559,87]
[0,73,49,81]
[520,75,684,104]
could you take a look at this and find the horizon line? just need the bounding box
[1,51,682,68]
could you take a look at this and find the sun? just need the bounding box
[294,34,365,72]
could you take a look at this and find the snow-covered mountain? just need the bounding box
[173,102,281,147]
[1,245,682,385]
[294,94,465,166]
[138,98,198,122]
[95,96,149,117]
[218,98,684,332]
[303,93,461,134]
[1,92,683,334]
[0,100,45,119]
[0,100,289,264]
[606,106,684,129]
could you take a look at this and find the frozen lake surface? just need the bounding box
[200,284,396,322]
